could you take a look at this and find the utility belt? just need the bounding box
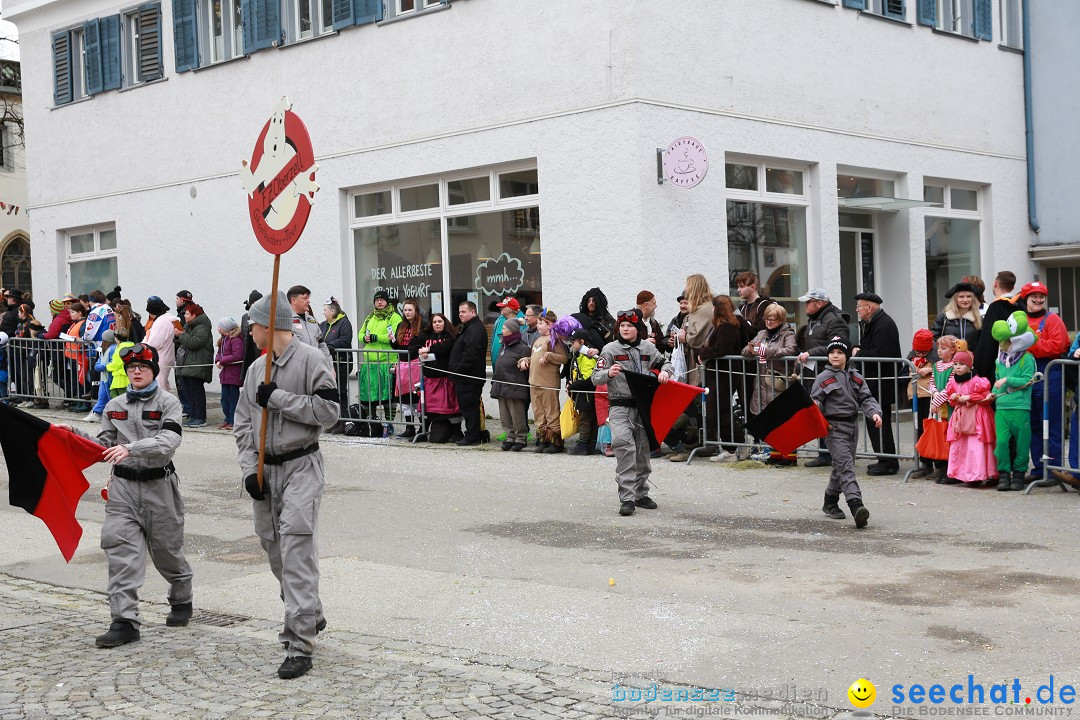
[826,414,858,422]
[264,442,320,466]
[113,461,176,481]
[608,398,635,407]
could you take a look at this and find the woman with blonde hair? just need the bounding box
[675,274,715,386]
[931,282,982,348]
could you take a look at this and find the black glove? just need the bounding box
[256,382,277,408]
[244,473,266,501]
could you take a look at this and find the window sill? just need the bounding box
[277,29,340,51]
[931,27,980,43]
[192,53,250,73]
[858,10,912,27]
[378,3,450,27]
[118,76,168,93]
[998,43,1024,55]
[50,94,94,111]
[798,0,837,5]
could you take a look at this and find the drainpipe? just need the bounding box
[1022,0,1039,233]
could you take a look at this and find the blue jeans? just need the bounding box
[1030,358,1062,476]
[220,383,240,425]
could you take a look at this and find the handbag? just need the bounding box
[761,368,788,393]
[560,397,580,439]
[915,417,950,461]
[394,358,423,396]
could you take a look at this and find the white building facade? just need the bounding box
[9,0,1037,349]
[0,53,30,295]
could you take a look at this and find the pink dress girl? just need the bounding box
[944,350,997,485]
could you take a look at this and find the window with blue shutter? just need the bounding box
[972,0,992,40]
[354,0,383,24]
[884,0,905,20]
[173,0,199,71]
[916,0,936,26]
[842,0,867,9]
[333,0,355,29]
[52,31,73,105]
[242,0,282,52]
[100,15,122,91]
[83,19,103,95]
[136,3,163,82]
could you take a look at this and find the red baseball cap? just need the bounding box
[1017,281,1048,298]
[496,297,520,310]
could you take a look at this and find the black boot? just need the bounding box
[848,498,870,529]
[570,442,590,455]
[531,441,551,453]
[997,472,1013,491]
[166,602,193,627]
[1009,472,1027,492]
[278,655,313,679]
[95,620,140,648]
[397,425,416,439]
[822,493,845,520]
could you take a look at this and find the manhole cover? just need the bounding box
[190,610,250,627]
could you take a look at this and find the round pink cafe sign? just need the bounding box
[661,136,709,188]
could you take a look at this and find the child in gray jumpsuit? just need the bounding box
[811,338,882,529]
[234,291,339,679]
[590,309,674,516]
[66,343,193,648]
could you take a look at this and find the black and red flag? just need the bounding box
[744,380,829,456]
[0,403,103,562]
[622,370,706,451]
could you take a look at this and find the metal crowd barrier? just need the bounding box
[688,354,918,470]
[4,336,96,406]
[1032,358,1077,495]
[332,347,427,443]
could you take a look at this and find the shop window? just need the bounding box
[399,184,439,212]
[67,226,118,296]
[354,219,441,317]
[725,164,758,192]
[924,178,982,320]
[838,175,896,199]
[498,170,538,200]
[355,190,391,218]
[448,177,490,206]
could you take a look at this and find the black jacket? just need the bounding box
[490,338,530,401]
[449,317,487,384]
[854,308,902,405]
[320,315,355,372]
[931,310,981,349]
[0,305,19,337]
[973,297,1017,379]
[797,302,850,357]
[409,331,456,379]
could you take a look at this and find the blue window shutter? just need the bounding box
[916,0,935,26]
[101,15,122,90]
[244,0,281,52]
[332,0,354,29]
[242,0,256,52]
[842,0,866,9]
[52,31,73,105]
[84,18,103,95]
[885,0,905,20]
[973,0,992,39]
[136,3,163,82]
[173,0,199,72]
[354,0,382,24]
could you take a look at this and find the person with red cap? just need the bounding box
[1017,280,1069,480]
[490,297,523,374]
[907,328,939,479]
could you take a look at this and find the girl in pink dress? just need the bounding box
[944,349,998,485]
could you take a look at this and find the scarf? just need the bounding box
[1026,308,1047,319]
[502,331,521,347]
[952,371,971,384]
[126,380,159,401]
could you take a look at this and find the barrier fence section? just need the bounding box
[332,347,427,442]
[5,337,95,406]
[1034,358,1078,495]
[691,355,919,470]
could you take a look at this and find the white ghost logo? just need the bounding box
[241,97,319,231]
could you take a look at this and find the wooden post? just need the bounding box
[256,253,281,492]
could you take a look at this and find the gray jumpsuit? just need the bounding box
[292,312,333,368]
[810,365,882,503]
[234,339,338,658]
[79,387,192,627]
[591,339,673,503]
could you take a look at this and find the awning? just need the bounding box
[837,196,944,212]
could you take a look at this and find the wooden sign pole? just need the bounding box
[256,253,281,492]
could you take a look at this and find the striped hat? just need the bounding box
[49,298,65,315]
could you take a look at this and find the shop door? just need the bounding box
[839,229,876,340]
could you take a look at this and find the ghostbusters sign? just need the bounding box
[241,97,320,254]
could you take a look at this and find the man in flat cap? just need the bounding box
[851,292,902,475]
[796,289,850,467]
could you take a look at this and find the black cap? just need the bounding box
[676,294,686,302]
[944,282,978,299]
[176,290,193,300]
[373,290,390,303]
[569,329,591,343]
[854,292,883,304]
[826,337,850,358]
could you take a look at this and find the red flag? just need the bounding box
[744,381,829,456]
[0,403,103,561]
[622,370,706,450]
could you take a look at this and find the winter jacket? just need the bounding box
[1026,311,1069,360]
[974,297,1018,380]
[567,350,599,412]
[216,333,246,386]
[42,308,73,340]
[490,337,530,401]
[682,303,716,386]
[528,336,568,390]
[320,313,354,372]
[578,288,616,343]
[449,316,488,384]
[742,322,798,415]
[106,342,135,391]
[995,352,1036,411]
[408,331,456,379]
[854,308,903,406]
[0,304,19,336]
[930,308,981,348]
[357,307,402,402]
[82,303,115,347]
[146,313,179,371]
[490,311,525,372]
[176,312,214,382]
[739,295,774,334]
[798,302,851,357]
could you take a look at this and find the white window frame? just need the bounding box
[281,0,334,43]
[868,0,905,21]
[923,178,981,218]
[724,156,810,208]
[70,27,88,100]
[66,224,118,292]
[122,8,145,86]
[203,0,244,64]
[999,0,1022,48]
[396,0,417,15]
[935,0,975,36]
[346,162,540,313]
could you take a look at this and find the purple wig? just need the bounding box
[549,315,582,348]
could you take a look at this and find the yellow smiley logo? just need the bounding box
[848,678,876,708]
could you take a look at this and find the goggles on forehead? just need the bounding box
[617,310,641,325]
[118,343,154,365]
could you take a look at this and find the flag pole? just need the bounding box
[256,253,281,493]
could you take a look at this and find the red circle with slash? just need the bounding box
[245,110,316,255]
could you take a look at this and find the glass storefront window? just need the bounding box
[837,176,895,199]
[924,185,945,205]
[448,208,542,333]
[399,183,439,212]
[765,168,804,195]
[725,163,757,191]
[498,170,538,199]
[951,188,978,211]
[354,219,441,318]
[355,191,391,218]
[924,216,980,319]
[727,201,808,323]
[838,211,873,229]
[448,176,491,205]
